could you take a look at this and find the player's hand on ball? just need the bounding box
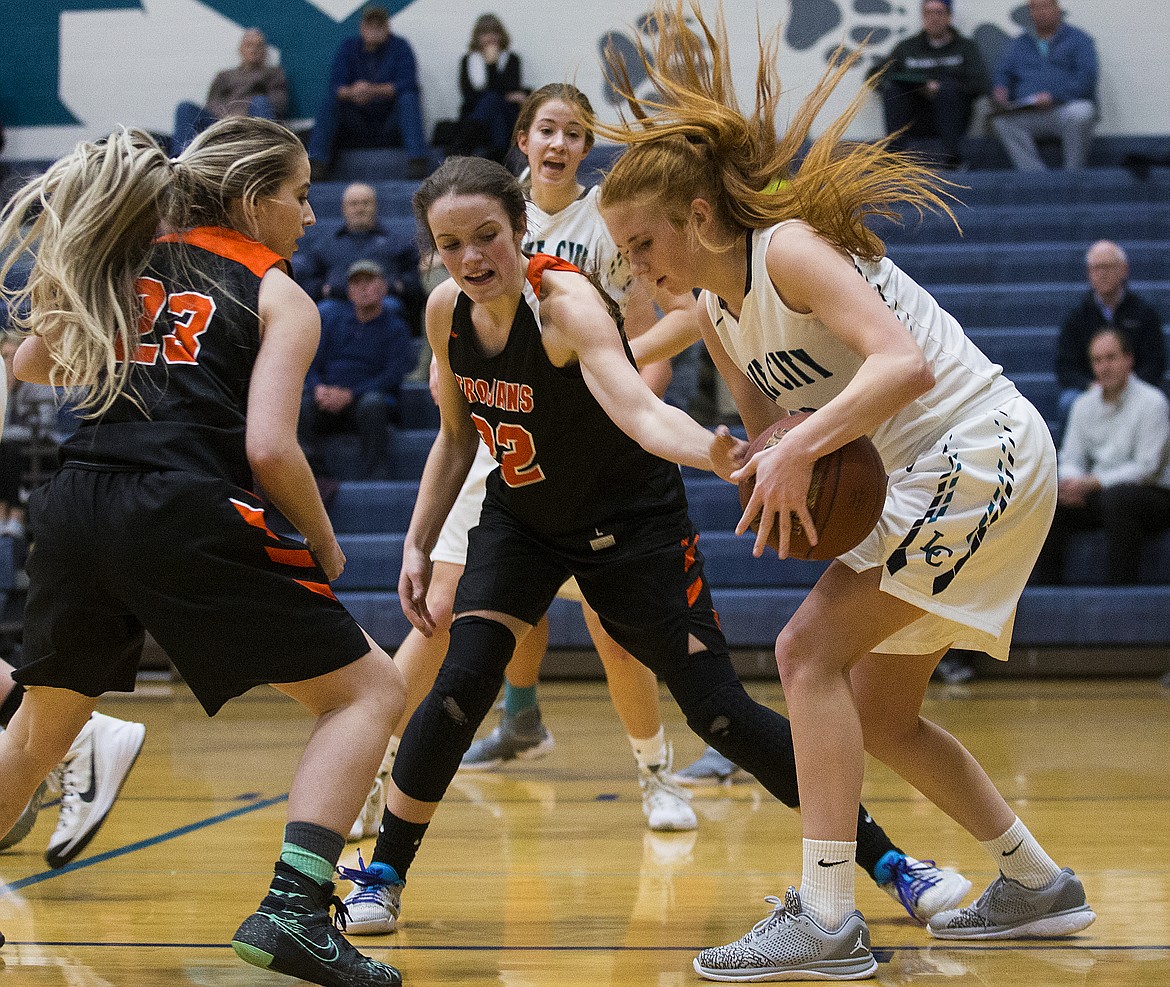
[734,435,817,559]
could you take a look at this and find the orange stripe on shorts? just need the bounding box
[295,579,338,600]
[230,497,280,541]
[266,546,316,567]
[687,575,704,607]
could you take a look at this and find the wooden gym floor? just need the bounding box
[1,675,1167,986]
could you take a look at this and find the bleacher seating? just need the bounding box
[314,160,1170,667]
[5,141,1168,670]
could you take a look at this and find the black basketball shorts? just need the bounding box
[453,498,728,674]
[16,466,370,715]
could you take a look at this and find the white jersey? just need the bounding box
[703,221,1056,659]
[703,221,1020,471]
[523,184,633,309]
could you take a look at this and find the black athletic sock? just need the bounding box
[0,683,25,728]
[371,809,429,881]
[856,804,900,881]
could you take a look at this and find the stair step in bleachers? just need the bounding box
[329,481,419,533]
[964,327,1058,374]
[876,203,1170,244]
[397,381,440,429]
[328,147,442,183]
[950,167,1170,207]
[308,180,421,219]
[889,240,1170,285]
[319,427,435,482]
[927,280,1170,329]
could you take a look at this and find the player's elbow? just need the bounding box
[905,352,935,399]
[247,433,300,480]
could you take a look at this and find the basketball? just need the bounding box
[737,412,887,560]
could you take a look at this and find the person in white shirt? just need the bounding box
[1035,326,1170,584]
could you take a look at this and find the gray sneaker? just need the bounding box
[672,746,751,787]
[694,887,877,982]
[927,868,1096,940]
[0,780,49,851]
[459,706,554,771]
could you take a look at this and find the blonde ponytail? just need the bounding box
[0,116,304,417]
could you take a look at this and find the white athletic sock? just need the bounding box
[378,735,400,777]
[982,817,1062,889]
[629,726,668,773]
[800,838,857,930]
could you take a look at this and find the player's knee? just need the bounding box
[433,615,517,725]
[678,677,755,746]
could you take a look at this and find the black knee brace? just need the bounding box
[664,649,801,808]
[392,615,516,803]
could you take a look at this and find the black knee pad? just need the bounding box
[665,651,801,809]
[392,615,516,803]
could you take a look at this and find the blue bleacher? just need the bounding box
[302,154,1170,664]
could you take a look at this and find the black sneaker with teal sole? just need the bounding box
[232,861,402,986]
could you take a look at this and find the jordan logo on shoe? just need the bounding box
[78,749,98,804]
[817,858,848,868]
[1002,839,1024,857]
[851,930,867,954]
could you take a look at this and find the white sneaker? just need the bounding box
[348,773,386,842]
[338,854,405,935]
[46,712,146,868]
[879,855,972,923]
[639,747,697,832]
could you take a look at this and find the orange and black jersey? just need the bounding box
[62,227,285,489]
[447,254,686,540]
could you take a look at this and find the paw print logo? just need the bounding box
[787,0,916,74]
[790,0,1026,76]
[598,3,1025,105]
[598,8,713,106]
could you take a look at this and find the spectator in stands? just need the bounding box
[869,0,988,170]
[171,29,287,154]
[292,181,423,328]
[308,4,429,180]
[1056,240,1166,419]
[989,0,1098,171]
[1033,327,1170,585]
[1,332,59,538]
[454,14,527,161]
[299,260,418,480]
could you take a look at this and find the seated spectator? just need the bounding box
[1,332,60,538]
[1056,240,1166,419]
[869,0,988,170]
[172,29,287,154]
[298,261,418,481]
[307,4,429,180]
[1033,327,1170,585]
[293,181,423,327]
[454,14,527,161]
[989,0,1098,171]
